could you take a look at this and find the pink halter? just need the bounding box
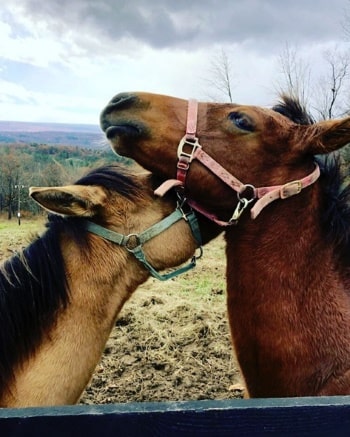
[155,99,320,226]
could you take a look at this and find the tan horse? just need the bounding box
[0,164,219,407]
[100,92,350,397]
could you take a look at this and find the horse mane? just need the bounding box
[317,154,350,258]
[0,221,70,396]
[0,164,143,396]
[272,95,350,257]
[75,164,144,199]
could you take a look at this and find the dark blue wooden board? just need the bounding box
[1,396,350,436]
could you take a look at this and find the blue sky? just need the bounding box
[0,0,349,125]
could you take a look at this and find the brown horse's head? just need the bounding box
[100,92,350,214]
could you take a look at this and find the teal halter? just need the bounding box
[81,202,203,281]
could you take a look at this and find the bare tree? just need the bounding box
[275,42,311,108]
[204,48,235,102]
[314,49,350,120]
[276,43,350,120]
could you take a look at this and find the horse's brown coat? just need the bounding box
[101,92,350,397]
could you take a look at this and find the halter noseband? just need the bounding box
[82,201,202,281]
[155,99,320,225]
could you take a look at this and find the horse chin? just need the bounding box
[108,138,128,157]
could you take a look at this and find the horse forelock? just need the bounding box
[75,164,145,200]
[316,153,350,259]
[0,220,70,397]
[272,95,315,125]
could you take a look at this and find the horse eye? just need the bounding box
[228,112,254,132]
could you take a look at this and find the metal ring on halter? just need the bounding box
[230,185,257,223]
[194,246,203,260]
[124,234,141,251]
[238,184,256,203]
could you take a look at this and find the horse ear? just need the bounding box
[29,185,107,216]
[302,117,350,155]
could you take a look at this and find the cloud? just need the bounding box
[0,74,105,123]
[0,1,349,123]
[4,0,348,54]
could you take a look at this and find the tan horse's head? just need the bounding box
[30,165,217,275]
[100,92,350,214]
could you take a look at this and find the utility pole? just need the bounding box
[14,184,25,226]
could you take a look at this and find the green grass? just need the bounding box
[144,234,227,301]
[0,217,46,261]
[0,220,42,230]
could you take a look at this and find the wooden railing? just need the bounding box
[1,396,350,436]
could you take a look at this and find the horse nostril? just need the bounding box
[111,92,133,103]
[106,93,138,112]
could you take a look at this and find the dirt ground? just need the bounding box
[80,280,244,404]
[0,218,244,405]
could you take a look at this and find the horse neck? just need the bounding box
[3,232,148,407]
[225,183,341,303]
[224,182,350,397]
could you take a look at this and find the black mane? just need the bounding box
[0,220,70,396]
[317,154,350,259]
[0,164,141,396]
[273,95,350,257]
[272,95,315,125]
[75,164,143,199]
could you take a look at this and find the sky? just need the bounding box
[0,0,349,125]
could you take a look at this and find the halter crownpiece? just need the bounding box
[155,99,321,225]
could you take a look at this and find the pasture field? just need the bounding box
[0,217,244,404]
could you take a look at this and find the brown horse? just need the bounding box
[0,164,219,407]
[100,92,350,397]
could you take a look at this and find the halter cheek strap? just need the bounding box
[176,99,200,184]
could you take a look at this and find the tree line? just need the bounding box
[0,142,128,219]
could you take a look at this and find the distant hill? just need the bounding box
[0,120,103,148]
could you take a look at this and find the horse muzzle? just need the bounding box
[100,93,149,147]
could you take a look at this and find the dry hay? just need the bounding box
[80,280,244,404]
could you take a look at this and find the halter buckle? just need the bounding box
[177,136,201,162]
[280,180,302,199]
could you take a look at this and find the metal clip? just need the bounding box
[176,193,189,217]
[230,198,249,223]
[229,185,256,224]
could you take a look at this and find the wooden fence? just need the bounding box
[1,396,350,436]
